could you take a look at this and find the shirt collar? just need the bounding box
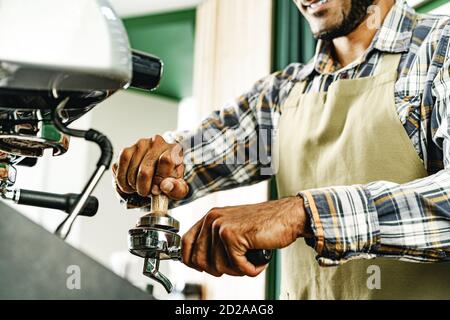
[373,0,417,53]
[299,0,417,79]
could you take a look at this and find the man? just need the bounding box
[113,0,450,299]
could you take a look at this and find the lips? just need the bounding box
[302,0,330,14]
[309,0,329,9]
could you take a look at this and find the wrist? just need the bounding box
[288,195,313,239]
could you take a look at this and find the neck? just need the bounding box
[332,0,395,67]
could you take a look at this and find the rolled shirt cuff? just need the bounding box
[299,185,381,266]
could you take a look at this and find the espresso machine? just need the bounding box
[0,0,167,289]
[0,0,163,238]
[0,0,271,294]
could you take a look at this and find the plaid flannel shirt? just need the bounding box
[170,1,450,266]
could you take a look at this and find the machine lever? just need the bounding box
[52,98,113,240]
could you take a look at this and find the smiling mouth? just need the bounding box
[303,0,331,14]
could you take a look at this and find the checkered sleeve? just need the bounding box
[300,48,450,266]
[170,64,302,208]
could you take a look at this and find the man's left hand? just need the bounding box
[181,196,312,277]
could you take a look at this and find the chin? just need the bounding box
[311,25,340,39]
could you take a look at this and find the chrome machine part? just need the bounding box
[126,193,274,293]
[54,165,107,239]
[137,215,180,232]
[0,110,69,157]
[0,0,133,160]
[128,227,182,260]
[52,97,113,239]
[0,149,100,217]
[144,258,174,294]
[0,154,17,188]
[0,0,128,164]
[127,194,181,293]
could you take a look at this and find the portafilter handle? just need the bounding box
[135,193,177,294]
[148,193,273,266]
[133,193,272,294]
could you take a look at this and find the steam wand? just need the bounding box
[52,98,113,240]
[0,155,98,217]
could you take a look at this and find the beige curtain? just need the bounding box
[173,0,273,300]
[194,0,273,117]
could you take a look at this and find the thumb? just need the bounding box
[160,177,189,200]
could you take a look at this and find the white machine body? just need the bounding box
[0,0,132,91]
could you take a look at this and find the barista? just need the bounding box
[114,0,450,299]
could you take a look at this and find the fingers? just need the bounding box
[156,144,184,178]
[181,219,204,272]
[182,221,229,277]
[113,135,188,199]
[126,139,150,190]
[182,208,267,278]
[153,145,186,198]
[223,248,266,277]
[189,211,220,276]
[116,146,136,194]
[211,225,243,277]
[135,148,160,197]
[135,135,170,197]
[160,177,189,200]
[219,228,266,277]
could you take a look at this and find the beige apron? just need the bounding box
[276,54,450,300]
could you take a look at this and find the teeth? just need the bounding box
[309,0,328,9]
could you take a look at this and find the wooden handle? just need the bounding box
[150,194,169,216]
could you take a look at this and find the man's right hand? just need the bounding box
[112,135,189,200]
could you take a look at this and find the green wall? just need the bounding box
[416,0,450,12]
[123,10,196,101]
[272,0,316,70]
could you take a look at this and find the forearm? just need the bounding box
[166,71,289,208]
[164,63,305,208]
[168,123,274,208]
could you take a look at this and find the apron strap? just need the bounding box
[281,80,308,112]
[373,53,402,76]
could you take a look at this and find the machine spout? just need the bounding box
[143,257,174,294]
